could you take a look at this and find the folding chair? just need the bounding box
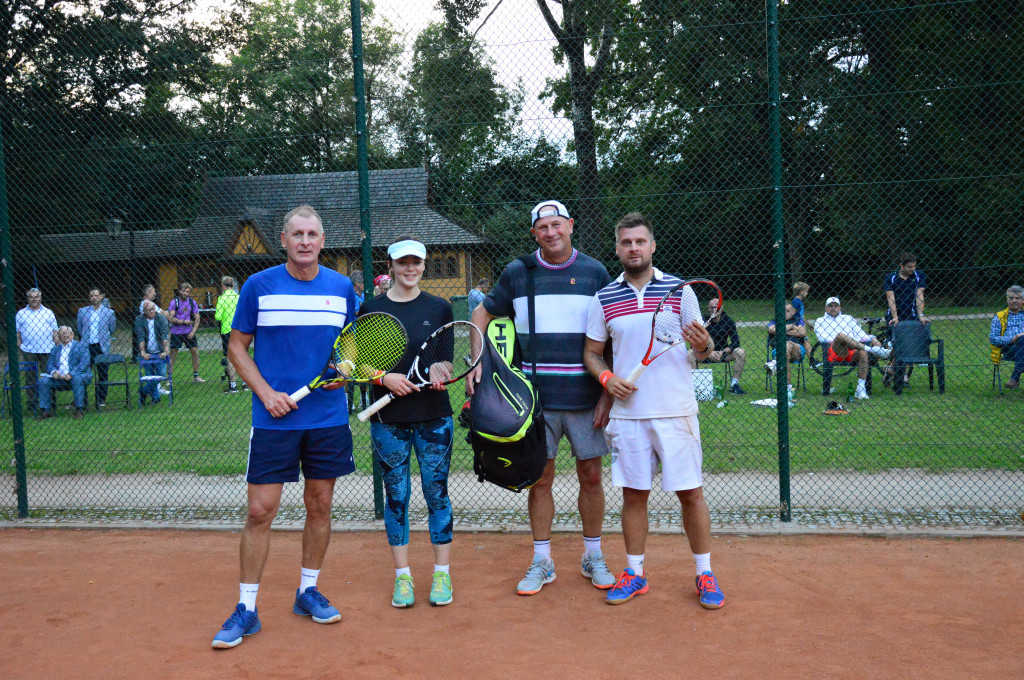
[93,353,132,410]
[138,356,173,406]
[992,356,1005,395]
[765,335,806,394]
[2,361,39,418]
[891,322,944,395]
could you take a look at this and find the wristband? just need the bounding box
[599,370,613,389]
[373,375,385,387]
[701,341,712,353]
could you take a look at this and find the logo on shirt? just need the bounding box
[570,278,576,285]
[423,320,431,326]
[325,299,330,306]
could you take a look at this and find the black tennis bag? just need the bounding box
[467,317,547,492]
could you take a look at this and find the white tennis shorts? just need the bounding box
[605,416,703,491]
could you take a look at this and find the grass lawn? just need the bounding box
[2,314,1020,477]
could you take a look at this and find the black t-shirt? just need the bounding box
[358,291,454,424]
[704,312,740,351]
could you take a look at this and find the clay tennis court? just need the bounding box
[2,528,1021,679]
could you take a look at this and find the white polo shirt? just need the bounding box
[586,268,703,419]
[813,313,873,344]
[15,305,58,353]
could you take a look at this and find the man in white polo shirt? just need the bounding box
[16,288,58,367]
[583,212,725,609]
[813,296,890,400]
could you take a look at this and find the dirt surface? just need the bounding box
[2,529,1022,679]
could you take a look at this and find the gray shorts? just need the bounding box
[543,409,609,461]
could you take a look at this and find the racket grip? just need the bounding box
[357,393,395,422]
[290,385,311,402]
[626,363,646,384]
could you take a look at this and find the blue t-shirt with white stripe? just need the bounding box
[234,264,356,430]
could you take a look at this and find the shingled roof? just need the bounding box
[38,168,486,263]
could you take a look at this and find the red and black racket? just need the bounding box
[625,278,722,383]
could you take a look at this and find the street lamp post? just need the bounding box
[106,215,135,312]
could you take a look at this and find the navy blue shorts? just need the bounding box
[246,424,355,484]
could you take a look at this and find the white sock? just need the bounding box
[694,552,711,576]
[299,567,319,593]
[857,378,866,390]
[731,378,739,387]
[395,566,411,578]
[583,535,601,555]
[229,381,236,388]
[533,539,551,559]
[626,553,645,576]
[239,583,259,611]
[434,564,450,574]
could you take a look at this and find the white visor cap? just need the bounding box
[387,239,427,260]
[530,200,571,225]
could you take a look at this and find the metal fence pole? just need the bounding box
[767,0,791,522]
[0,123,29,518]
[350,0,383,520]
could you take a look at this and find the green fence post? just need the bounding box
[0,123,29,518]
[350,0,383,520]
[767,0,791,522]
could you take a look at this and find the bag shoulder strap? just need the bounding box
[517,254,538,384]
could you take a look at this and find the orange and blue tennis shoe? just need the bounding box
[605,568,649,605]
[695,570,725,609]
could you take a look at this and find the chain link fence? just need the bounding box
[2,0,1021,530]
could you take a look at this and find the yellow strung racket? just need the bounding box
[289,312,407,402]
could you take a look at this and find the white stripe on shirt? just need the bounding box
[511,294,591,335]
[257,310,348,328]
[258,294,348,313]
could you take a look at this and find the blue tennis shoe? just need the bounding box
[212,603,261,649]
[293,586,342,624]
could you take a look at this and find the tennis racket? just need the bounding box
[289,311,407,403]
[357,320,485,422]
[626,278,722,384]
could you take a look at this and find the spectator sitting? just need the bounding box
[36,326,92,420]
[689,297,747,394]
[467,278,491,318]
[76,287,116,408]
[135,301,170,405]
[814,297,891,400]
[989,284,1024,389]
[16,287,59,368]
[168,282,204,383]
[766,302,807,401]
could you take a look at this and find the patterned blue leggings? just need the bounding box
[370,417,454,546]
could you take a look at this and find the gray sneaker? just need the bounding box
[516,554,556,595]
[581,550,616,589]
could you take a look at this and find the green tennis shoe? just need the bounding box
[429,571,453,606]
[392,574,414,608]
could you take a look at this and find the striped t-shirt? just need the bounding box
[484,248,611,411]
[233,264,356,430]
[586,269,703,419]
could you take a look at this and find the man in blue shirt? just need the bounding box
[467,278,490,317]
[212,205,357,649]
[884,252,928,328]
[990,285,1024,389]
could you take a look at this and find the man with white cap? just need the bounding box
[469,200,616,596]
[813,296,891,400]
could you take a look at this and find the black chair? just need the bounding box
[891,322,944,396]
[818,341,873,396]
[2,361,39,417]
[93,353,132,409]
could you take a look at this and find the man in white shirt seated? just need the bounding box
[814,297,891,400]
[36,326,93,420]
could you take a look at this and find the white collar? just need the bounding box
[614,266,665,285]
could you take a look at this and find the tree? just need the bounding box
[197,0,402,175]
[395,22,518,216]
